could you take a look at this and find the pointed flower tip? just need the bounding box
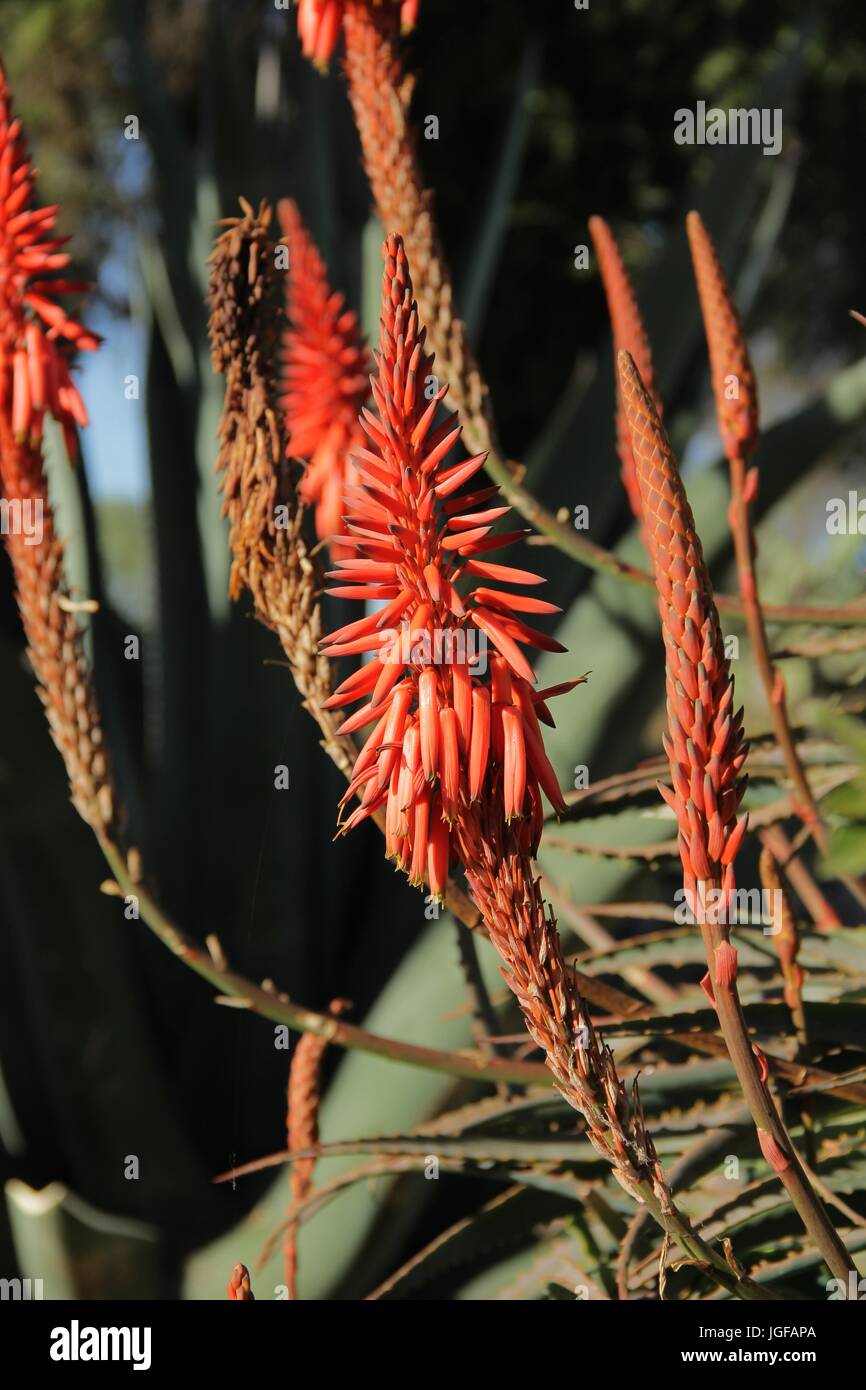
[686,210,758,460]
[0,66,99,453]
[280,200,371,550]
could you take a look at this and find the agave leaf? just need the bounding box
[458,36,543,343]
[369,1186,579,1300]
[823,825,866,877]
[606,1000,866,1048]
[184,912,506,1300]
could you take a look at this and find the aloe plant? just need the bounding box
[1,0,865,1305]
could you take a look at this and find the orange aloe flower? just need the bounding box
[321,234,573,896]
[295,0,418,68]
[278,199,370,551]
[0,61,99,461]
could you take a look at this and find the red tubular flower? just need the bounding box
[295,1,417,68]
[322,234,574,895]
[278,199,371,551]
[0,61,99,461]
[296,0,344,66]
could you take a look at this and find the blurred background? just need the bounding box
[0,0,865,1299]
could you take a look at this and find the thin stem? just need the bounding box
[758,825,841,930]
[617,1118,744,1300]
[698,886,855,1285]
[729,452,866,914]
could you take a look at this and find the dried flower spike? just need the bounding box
[278,199,370,552]
[589,216,662,522]
[321,233,571,891]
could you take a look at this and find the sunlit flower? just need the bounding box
[686,211,758,464]
[0,60,113,834]
[0,61,99,461]
[589,215,662,523]
[278,199,370,551]
[618,348,749,905]
[295,0,418,69]
[322,234,574,895]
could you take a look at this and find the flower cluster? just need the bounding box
[618,348,749,903]
[0,60,114,835]
[322,235,575,895]
[0,61,99,461]
[686,210,758,464]
[589,215,663,523]
[296,0,419,68]
[278,199,370,552]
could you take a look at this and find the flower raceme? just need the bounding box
[321,234,575,896]
[589,216,663,524]
[278,199,370,551]
[0,61,99,460]
[295,0,419,68]
[686,210,758,465]
[617,349,749,904]
[0,60,113,835]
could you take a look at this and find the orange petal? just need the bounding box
[469,685,491,800]
[418,668,439,781]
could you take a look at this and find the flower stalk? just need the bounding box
[685,213,854,888]
[589,215,663,525]
[319,232,777,1299]
[0,61,113,836]
[619,345,855,1284]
